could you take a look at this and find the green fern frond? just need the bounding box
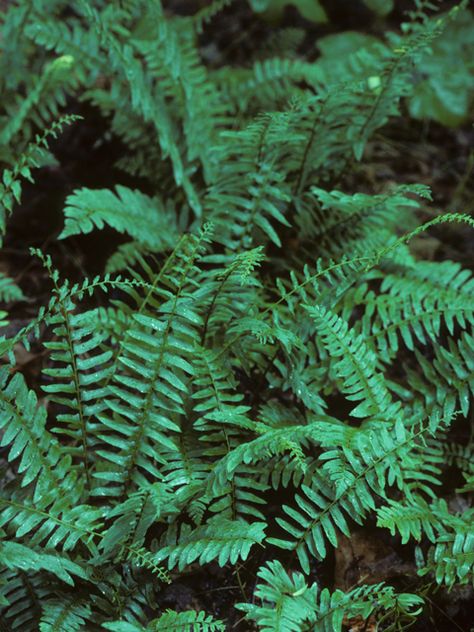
[40,597,92,632]
[103,609,225,632]
[0,55,78,147]
[0,493,103,553]
[42,289,114,491]
[60,186,180,250]
[307,304,395,418]
[406,331,474,417]
[0,368,82,504]
[360,260,474,356]
[207,420,328,497]
[0,569,57,631]
[154,518,266,571]
[0,273,24,302]
[269,413,449,572]
[0,115,80,242]
[206,113,298,249]
[95,228,211,496]
[194,1,235,34]
[0,541,87,587]
[237,559,424,632]
[421,533,474,587]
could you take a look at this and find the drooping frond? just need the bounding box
[406,331,474,417]
[0,115,80,243]
[60,186,180,251]
[0,492,103,553]
[154,518,266,572]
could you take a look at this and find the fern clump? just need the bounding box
[0,0,473,630]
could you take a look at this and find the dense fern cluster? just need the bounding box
[0,0,473,630]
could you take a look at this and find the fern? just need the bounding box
[307,304,396,418]
[237,560,424,631]
[269,413,449,572]
[40,598,92,632]
[60,186,179,249]
[0,1,473,629]
[155,518,266,572]
[104,610,225,631]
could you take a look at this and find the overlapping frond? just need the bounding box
[269,414,448,573]
[0,1,473,629]
[237,560,424,632]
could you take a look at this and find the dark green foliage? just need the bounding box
[236,560,424,631]
[0,0,473,630]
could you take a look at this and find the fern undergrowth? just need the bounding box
[0,0,473,630]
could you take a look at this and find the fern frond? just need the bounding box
[103,609,225,632]
[361,260,474,356]
[307,184,429,255]
[95,228,211,496]
[0,115,80,243]
[0,569,57,631]
[269,413,449,572]
[194,0,235,34]
[0,368,82,504]
[207,420,328,497]
[307,304,395,418]
[0,541,87,587]
[0,493,103,553]
[0,55,78,147]
[155,518,266,572]
[40,597,92,632]
[42,288,114,491]
[420,530,474,587]
[0,273,24,302]
[206,113,298,249]
[237,560,424,632]
[406,331,474,417]
[100,484,176,559]
[60,186,179,251]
